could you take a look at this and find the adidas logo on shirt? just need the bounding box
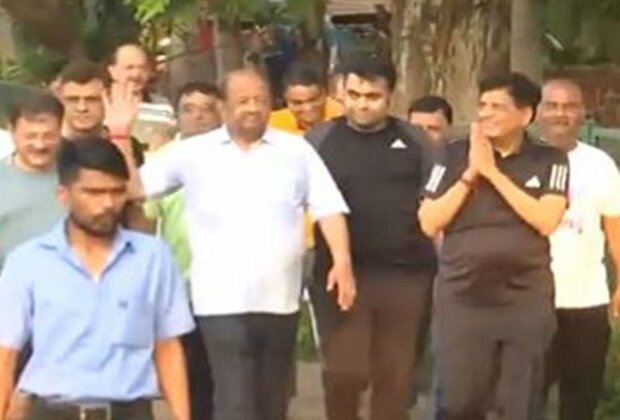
[390,138,408,149]
[525,176,541,188]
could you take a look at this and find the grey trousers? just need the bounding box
[433,281,555,420]
[198,313,298,420]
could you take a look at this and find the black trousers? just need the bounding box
[544,305,610,420]
[198,313,298,420]
[310,267,434,420]
[410,287,433,407]
[433,284,556,420]
[181,324,213,420]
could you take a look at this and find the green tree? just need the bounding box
[0,0,139,83]
[1,0,139,59]
[125,0,327,71]
[546,0,620,66]
[124,0,199,53]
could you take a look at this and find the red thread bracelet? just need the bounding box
[109,133,130,141]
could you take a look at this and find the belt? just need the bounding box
[30,396,152,420]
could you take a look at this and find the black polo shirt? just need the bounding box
[307,116,437,275]
[424,136,569,305]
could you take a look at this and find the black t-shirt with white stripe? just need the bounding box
[425,136,569,304]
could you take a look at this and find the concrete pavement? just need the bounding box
[154,361,432,419]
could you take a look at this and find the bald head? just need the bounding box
[112,44,148,64]
[537,78,586,151]
[543,79,584,102]
[222,69,271,144]
[221,69,269,100]
[108,43,151,95]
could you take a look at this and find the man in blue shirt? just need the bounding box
[0,137,194,420]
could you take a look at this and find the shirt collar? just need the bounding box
[39,220,135,256]
[517,133,540,155]
[493,133,537,159]
[216,125,273,146]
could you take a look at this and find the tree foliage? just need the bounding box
[546,0,620,66]
[1,0,139,82]
[209,0,271,27]
[124,0,197,33]
[124,0,323,35]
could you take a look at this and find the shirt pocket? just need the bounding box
[111,296,155,347]
[252,169,302,209]
[36,295,91,344]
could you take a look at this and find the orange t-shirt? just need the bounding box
[269,98,343,248]
[269,98,343,135]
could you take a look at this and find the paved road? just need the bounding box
[154,362,432,419]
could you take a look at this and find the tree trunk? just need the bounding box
[511,0,544,81]
[546,0,579,49]
[391,0,511,122]
[0,0,84,57]
[214,18,244,80]
[0,6,15,60]
[297,0,325,51]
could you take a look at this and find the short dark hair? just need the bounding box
[408,95,454,124]
[59,60,105,85]
[8,91,65,127]
[340,56,397,91]
[175,82,221,109]
[57,136,130,185]
[479,73,541,121]
[283,62,326,91]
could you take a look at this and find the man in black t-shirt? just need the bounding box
[419,73,569,419]
[306,56,436,420]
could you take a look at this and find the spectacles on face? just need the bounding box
[63,95,103,108]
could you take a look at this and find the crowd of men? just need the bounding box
[0,41,619,420]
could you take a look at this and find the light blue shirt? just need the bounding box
[0,222,194,403]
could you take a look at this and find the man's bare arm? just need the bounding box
[122,200,156,233]
[469,122,567,236]
[604,216,620,317]
[0,346,18,420]
[485,169,567,236]
[316,214,356,311]
[418,179,473,238]
[104,81,146,200]
[154,338,190,420]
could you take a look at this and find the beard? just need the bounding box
[69,211,119,238]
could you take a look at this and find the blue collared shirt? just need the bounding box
[0,222,194,403]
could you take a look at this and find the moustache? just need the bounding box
[25,147,53,154]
